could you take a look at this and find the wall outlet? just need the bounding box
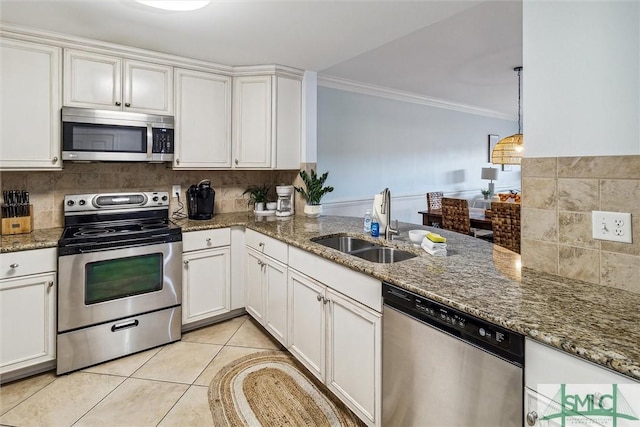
[171,185,181,198]
[591,211,632,243]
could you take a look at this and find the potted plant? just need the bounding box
[243,184,271,211]
[294,169,334,218]
[480,189,492,200]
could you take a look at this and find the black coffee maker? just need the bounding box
[187,179,215,220]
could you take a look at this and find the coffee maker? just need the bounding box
[275,185,294,217]
[187,179,215,220]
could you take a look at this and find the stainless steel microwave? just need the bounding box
[62,107,174,162]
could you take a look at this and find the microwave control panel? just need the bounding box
[152,128,174,154]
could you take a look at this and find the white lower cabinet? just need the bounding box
[182,229,231,326]
[245,246,288,345]
[287,263,381,427]
[524,338,639,426]
[0,248,57,379]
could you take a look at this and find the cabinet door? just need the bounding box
[1,39,62,170]
[174,68,232,169]
[63,49,121,109]
[0,272,56,374]
[264,256,287,346]
[245,247,265,323]
[124,59,173,115]
[182,247,231,325]
[232,76,272,168]
[326,289,381,427]
[287,269,325,381]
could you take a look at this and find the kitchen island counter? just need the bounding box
[2,213,639,381]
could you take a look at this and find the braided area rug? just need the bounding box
[208,350,365,427]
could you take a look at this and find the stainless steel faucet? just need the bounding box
[381,188,399,240]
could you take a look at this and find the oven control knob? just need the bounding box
[153,196,159,202]
[161,195,168,201]
[78,199,86,206]
[66,200,75,207]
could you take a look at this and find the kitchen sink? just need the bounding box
[311,235,377,253]
[350,247,416,263]
[311,235,416,264]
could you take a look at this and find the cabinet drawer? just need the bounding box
[0,248,57,280]
[246,229,287,263]
[183,228,230,252]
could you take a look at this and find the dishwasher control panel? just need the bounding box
[383,282,524,366]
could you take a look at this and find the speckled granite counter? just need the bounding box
[0,228,63,253]
[2,213,639,381]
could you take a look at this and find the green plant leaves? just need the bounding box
[294,169,334,205]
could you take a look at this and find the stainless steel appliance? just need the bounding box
[275,185,294,217]
[57,191,182,374]
[62,107,174,162]
[186,180,215,220]
[382,282,524,426]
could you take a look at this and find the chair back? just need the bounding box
[441,198,470,234]
[491,202,521,253]
[426,192,443,211]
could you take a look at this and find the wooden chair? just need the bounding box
[426,192,443,211]
[441,198,470,235]
[491,202,521,253]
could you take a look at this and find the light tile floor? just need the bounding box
[0,315,284,427]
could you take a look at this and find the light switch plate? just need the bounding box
[171,185,181,198]
[591,211,632,243]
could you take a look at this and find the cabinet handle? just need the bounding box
[235,159,238,165]
[526,411,538,426]
[176,159,180,165]
[48,280,54,288]
[259,242,265,247]
[9,263,19,269]
[52,156,58,164]
[115,101,121,106]
[257,260,264,267]
[316,294,322,302]
[183,260,189,265]
[323,298,330,305]
[125,102,131,107]
[206,237,212,244]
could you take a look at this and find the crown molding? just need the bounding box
[318,74,515,121]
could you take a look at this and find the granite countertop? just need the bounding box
[2,213,639,381]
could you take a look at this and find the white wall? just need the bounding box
[523,0,640,157]
[317,87,520,224]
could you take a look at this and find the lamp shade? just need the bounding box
[492,134,524,165]
[481,167,499,181]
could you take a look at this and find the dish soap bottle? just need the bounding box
[363,210,372,233]
[371,211,380,237]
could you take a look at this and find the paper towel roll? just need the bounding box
[373,194,388,234]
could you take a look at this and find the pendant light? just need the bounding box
[492,66,524,165]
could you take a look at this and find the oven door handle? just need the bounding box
[78,241,168,253]
[111,319,139,332]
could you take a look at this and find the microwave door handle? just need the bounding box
[146,124,153,158]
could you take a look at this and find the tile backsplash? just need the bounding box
[522,155,640,293]
[0,163,299,229]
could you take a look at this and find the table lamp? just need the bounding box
[481,167,499,195]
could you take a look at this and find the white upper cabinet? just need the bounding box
[173,68,232,169]
[232,75,273,168]
[232,73,302,169]
[0,38,62,170]
[64,49,173,115]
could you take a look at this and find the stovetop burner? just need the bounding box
[59,191,182,255]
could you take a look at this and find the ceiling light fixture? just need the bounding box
[136,1,210,11]
[492,66,524,165]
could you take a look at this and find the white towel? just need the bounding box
[421,237,447,251]
[421,241,447,256]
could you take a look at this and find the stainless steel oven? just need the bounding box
[56,191,182,374]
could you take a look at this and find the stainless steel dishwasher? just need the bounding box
[382,282,524,426]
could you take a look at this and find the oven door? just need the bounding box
[57,241,182,332]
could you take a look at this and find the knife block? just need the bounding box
[1,205,33,235]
